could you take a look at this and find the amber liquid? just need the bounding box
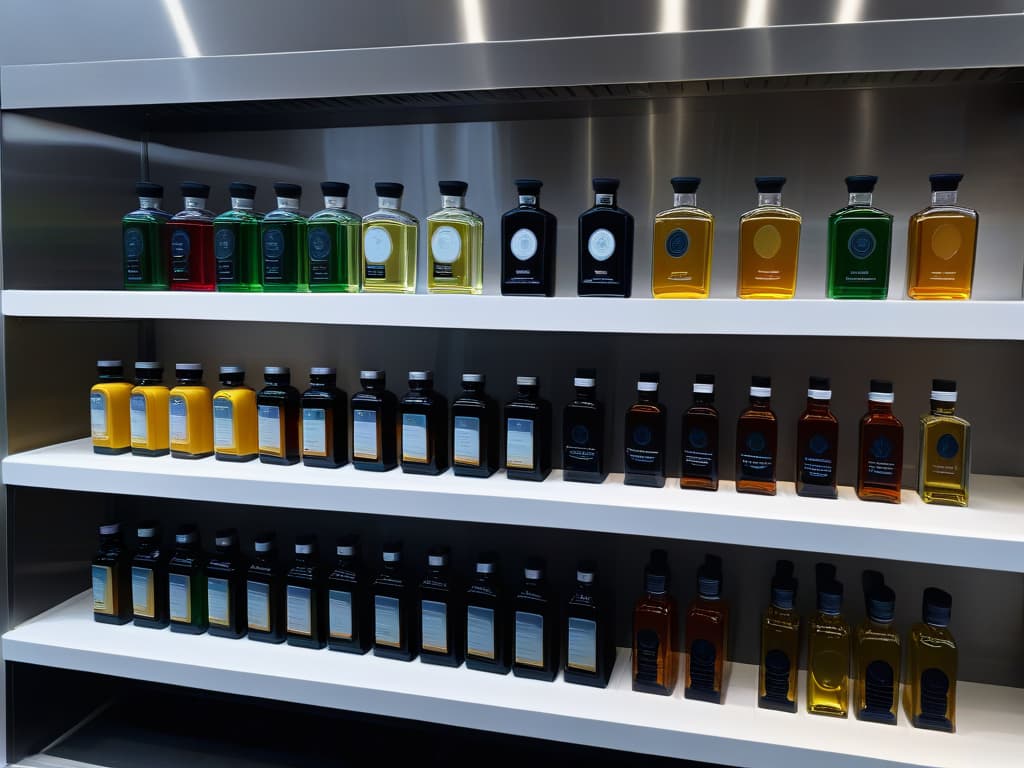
[907,622,957,732]
[651,208,714,298]
[857,402,903,503]
[632,593,678,695]
[906,206,978,300]
[795,400,839,499]
[807,611,850,717]
[736,397,778,495]
[681,400,719,490]
[685,597,729,703]
[737,207,801,299]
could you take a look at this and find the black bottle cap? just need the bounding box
[932,378,957,393]
[809,375,830,390]
[869,379,893,393]
[321,181,349,197]
[754,176,786,193]
[174,524,199,545]
[99,521,121,536]
[336,534,359,558]
[922,587,952,627]
[670,176,701,194]
[815,562,837,587]
[929,173,963,192]
[382,541,402,562]
[695,373,715,386]
[818,579,844,614]
[215,528,239,548]
[253,531,276,553]
[576,560,596,584]
[295,534,317,555]
[136,181,163,198]
[229,182,256,199]
[751,375,771,388]
[181,182,210,198]
[845,175,878,193]
[592,177,620,194]
[697,554,722,598]
[439,180,468,196]
[97,360,124,376]
[375,182,404,198]
[868,585,896,623]
[644,549,670,594]
[639,371,660,383]
[135,361,163,377]
[515,178,542,195]
[862,569,885,612]
[575,367,597,379]
[273,182,301,199]
[771,561,797,609]
[427,547,449,567]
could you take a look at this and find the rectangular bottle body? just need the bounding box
[918,414,970,506]
[685,601,729,703]
[302,392,348,468]
[632,597,678,695]
[327,569,372,654]
[91,381,134,454]
[214,216,262,291]
[130,386,170,456]
[563,596,614,688]
[167,557,208,634]
[652,208,714,298]
[680,407,719,490]
[131,553,169,629]
[213,388,258,462]
[736,410,778,494]
[504,401,552,481]
[169,386,214,459]
[246,565,286,643]
[795,412,839,499]
[451,397,499,477]
[257,390,301,465]
[465,586,509,674]
[501,209,556,296]
[807,614,850,717]
[562,401,606,483]
[361,220,417,293]
[908,624,957,732]
[92,553,132,625]
[512,594,559,681]
[857,414,903,503]
[759,607,800,712]
[286,566,326,649]
[855,622,901,724]
[624,405,666,487]
[261,218,309,292]
[400,395,449,475]
[351,392,398,471]
[123,214,168,289]
[427,214,483,294]
[420,583,464,667]
[169,221,216,291]
[737,208,801,299]
[307,212,361,292]
[906,207,978,299]
[207,558,247,639]
[373,578,417,661]
[826,209,893,299]
[578,208,634,297]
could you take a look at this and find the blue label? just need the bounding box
[453,415,481,466]
[809,434,830,455]
[665,228,690,258]
[632,425,653,447]
[214,226,237,281]
[746,432,767,453]
[170,229,191,278]
[848,228,877,260]
[124,227,144,281]
[466,605,495,659]
[506,418,535,470]
[871,436,892,459]
[308,227,332,262]
[936,433,959,460]
[374,595,401,647]
[567,617,598,672]
[688,427,709,449]
[514,611,545,667]
[570,424,590,445]
[262,227,285,279]
[421,599,448,653]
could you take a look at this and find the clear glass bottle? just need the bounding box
[759,560,799,712]
[400,370,449,475]
[465,552,509,674]
[908,587,957,732]
[92,522,132,625]
[737,177,801,299]
[578,177,635,297]
[307,181,361,292]
[624,374,666,488]
[501,179,557,296]
[427,180,484,294]
[352,370,398,471]
[512,559,559,682]
[213,365,258,462]
[685,555,729,704]
[807,573,850,718]
[857,379,904,503]
[168,524,208,634]
[246,532,286,644]
[652,176,714,298]
[419,548,463,667]
[632,549,678,695]
[123,181,170,290]
[169,363,213,459]
[451,373,499,477]
[826,175,893,299]
[207,528,247,640]
[795,376,839,499]
[681,373,719,490]
[260,183,308,292]
[91,360,133,455]
[736,375,778,495]
[131,521,168,629]
[563,562,614,688]
[562,368,606,483]
[918,379,971,506]
[214,182,262,292]
[504,376,551,481]
[286,535,326,649]
[301,366,347,468]
[257,366,301,466]
[361,182,418,293]
[327,536,372,655]
[906,174,978,300]
[372,542,417,661]
[168,182,216,291]
[855,583,900,724]
[129,362,169,457]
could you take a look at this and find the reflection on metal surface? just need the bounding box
[163,0,201,59]
[658,0,688,33]
[836,0,865,24]
[460,0,487,44]
[743,0,770,28]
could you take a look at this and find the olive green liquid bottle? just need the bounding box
[92,522,132,625]
[168,524,208,634]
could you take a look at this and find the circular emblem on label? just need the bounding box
[124,228,144,259]
[262,228,284,260]
[431,225,462,264]
[809,434,830,455]
[633,425,653,447]
[936,433,959,459]
[931,223,963,261]
[746,432,767,453]
[688,427,709,450]
[753,224,782,259]
[848,228,876,260]
[571,424,590,445]
[170,229,190,258]
[364,226,393,264]
[308,227,332,262]
[214,228,235,261]
[665,228,690,258]
[870,436,892,459]
[587,228,616,262]
[510,228,538,261]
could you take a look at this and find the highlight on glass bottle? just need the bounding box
[918,379,970,506]
[169,182,217,291]
[806,564,850,718]
[685,554,729,704]
[856,379,903,503]
[632,549,678,695]
[624,373,666,488]
[214,182,262,292]
[562,368,606,484]
[307,181,362,293]
[652,176,714,298]
[737,176,801,299]
[578,177,635,297]
[261,182,308,292]
[826,175,893,299]
[680,373,719,491]
[855,572,900,725]
[501,178,557,296]
[91,360,133,455]
[795,375,839,499]
[427,180,484,295]
[759,560,799,713]
[736,375,778,495]
[906,173,978,300]
[123,181,171,290]
[362,182,418,293]
[908,587,957,732]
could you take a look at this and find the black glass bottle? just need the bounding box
[578,177,635,297]
[373,543,417,661]
[563,562,614,688]
[257,366,301,465]
[168,524,208,635]
[562,368,606,483]
[681,373,720,491]
[465,553,509,674]
[501,178,557,296]
[451,373,499,477]
[512,559,559,681]
[206,528,247,639]
[419,548,464,667]
[796,376,840,499]
[400,370,449,475]
[246,532,286,644]
[504,376,551,481]
[92,522,132,625]
[624,373,666,487]
[327,536,372,654]
[301,366,348,468]
[286,535,326,649]
[351,370,398,471]
[131,521,168,629]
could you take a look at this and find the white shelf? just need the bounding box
[5,438,1024,573]
[5,592,1023,768]
[3,289,1024,338]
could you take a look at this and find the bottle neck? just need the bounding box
[673,192,697,207]
[930,400,957,416]
[932,190,958,206]
[362,380,384,392]
[254,551,275,565]
[231,197,255,212]
[441,195,465,209]
[184,196,207,210]
[749,395,771,408]
[637,389,658,404]
[574,386,596,400]
[758,192,782,207]
[518,194,538,208]
[276,197,300,211]
[265,376,291,387]
[136,377,163,387]
[693,392,714,406]
[805,397,831,414]
[868,399,893,414]
[517,385,538,398]
[594,192,616,207]
[139,197,163,210]
[336,555,355,568]
[462,382,483,395]
[409,382,432,393]
[324,196,347,210]
[848,192,872,207]
[379,196,401,210]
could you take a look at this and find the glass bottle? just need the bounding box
[257,366,301,466]
[451,373,499,477]
[214,182,262,291]
[737,177,801,299]
[372,543,417,661]
[465,553,509,674]
[129,361,169,457]
[504,375,551,481]
[246,532,286,644]
[624,374,666,488]
[400,370,449,475]
[906,174,978,300]
[213,365,258,462]
[427,180,484,295]
[564,562,614,689]
[419,548,463,667]
[168,524,208,635]
[826,175,893,299]
[207,528,247,640]
[759,560,800,712]
[131,521,168,629]
[562,368,606,483]
[512,559,559,681]
[681,373,719,491]
[795,376,839,499]
[578,177,635,297]
[855,583,901,724]
[908,588,957,732]
[169,362,213,459]
[857,379,904,503]
[807,575,850,717]
[91,359,133,455]
[501,178,557,296]
[307,181,361,292]
[168,182,216,291]
[92,522,131,625]
[632,549,678,695]
[361,182,418,293]
[351,370,398,471]
[652,176,714,298]
[301,366,347,469]
[261,182,308,292]
[286,535,326,649]
[685,555,729,704]
[327,536,372,655]
[123,181,171,289]
[918,379,971,506]
[736,375,778,495]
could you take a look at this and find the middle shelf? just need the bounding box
[5,438,1023,572]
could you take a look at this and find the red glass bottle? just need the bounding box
[169,182,217,291]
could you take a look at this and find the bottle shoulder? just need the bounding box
[171,209,214,223]
[125,209,171,223]
[911,204,978,222]
[920,412,970,428]
[861,410,903,428]
[214,209,261,224]
[502,206,555,224]
[655,205,714,222]
[427,207,483,225]
[579,205,634,224]
[911,623,957,648]
[829,205,892,222]
[628,402,665,416]
[363,209,418,226]
[308,208,361,224]
[741,206,801,222]
[263,210,307,223]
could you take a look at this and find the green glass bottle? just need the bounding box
[168,524,208,635]
[123,182,171,290]
[261,183,308,292]
[826,175,893,299]
[214,182,262,292]
[307,181,361,292]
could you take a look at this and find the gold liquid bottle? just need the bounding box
[908,588,957,732]
[632,549,678,695]
[169,363,213,459]
[906,174,978,300]
[807,568,850,718]
[91,360,133,455]
[130,362,169,457]
[737,176,801,299]
[855,582,901,725]
[361,182,418,293]
[652,176,714,298]
[427,180,483,294]
[213,366,258,462]
[759,560,799,713]
[918,379,970,506]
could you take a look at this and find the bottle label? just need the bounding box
[567,617,598,672]
[286,585,312,636]
[308,226,333,283]
[169,573,192,623]
[402,413,429,463]
[635,628,661,684]
[353,409,379,460]
[131,566,155,618]
[753,224,782,261]
[626,425,659,466]
[683,422,716,478]
[364,226,392,280]
[587,228,616,262]
[514,610,545,668]
[258,404,283,456]
[763,648,793,702]
[919,667,952,724]
[124,226,145,282]
[374,595,401,647]
[92,564,113,615]
[800,434,834,482]
[864,659,896,714]
[90,391,109,440]
[565,423,597,467]
[262,227,287,281]
[430,225,462,280]
[421,599,448,653]
[130,394,148,442]
[213,398,235,450]
[466,605,495,659]
[170,229,192,279]
[169,395,188,443]
[329,589,353,639]
[689,638,717,691]
[865,434,897,479]
[302,408,328,457]
[247,581,271,632]
[506,418,535,470]
[453,415,481,467]
[510,228,538,261]
[215,226,237,281]
[665,228,690,258]
[738,430,774,478]
[208,577,231,627]
[848,228,877,260]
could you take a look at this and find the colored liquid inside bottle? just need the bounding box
[465,554,509,674]
[92,522,132,625]
[578,178,635,297]
[855,586,900,724]
[918,379,970,506]
[504,376,552,481]
[362,183,418,293]
[123,182,171,290]
[652,177,714,298]
[807,579,850,718]
[351,370,398,471]
[624,375,666,487]
[286,536,326,649]
[207,528,247,639]
[419,548,464,667]
[857,380,903,503]
[562,368,606,483]
[795,377,839,499]
[261,184,308,292]
[169,363,213,459]
[685,557,729,704]
[168,525,208,634]
[131,521,169,629]
[681,374,719,490]
[906,174,978,300]
[213,366,258,462]
[327,538,372,654]
[737,178,801,299]
[307,182,361,292]
[130,362,169,457]
[736,376,777,495]
[501,179,556,296]
[246,533,286,644]
[301,367,348,469]
[427,181,484,295]
[257,366,301,465]
[563,563,613,688]
[451,373,499,478]
[91,360,133,455]
[908,588,957,732]
[169,183,216,291]
[633,551,678,695]
[214,183,262,292]
[759,562,799,712]
[512,560,559,682]
[400,371,449,475]
[373,544,417,661]
[826,176,893,299]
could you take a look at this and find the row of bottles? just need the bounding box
[123,174,979,300]
[92,361,972,507]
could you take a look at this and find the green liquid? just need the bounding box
[123,215,168,290]
[307,211,361,292]
[214,211,262,291]
[826,208,893,299]
[261,217,308,292]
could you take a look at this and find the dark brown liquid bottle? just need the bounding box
[685,555,730,704]
[92,522,132,625]
[257,366,301,465]
[400,371,449,476]
[681,373,719,491]
[504,376,551,481]
[352,370,399,471]
[736,375,778,495]
[563,562,614,688]
[624,373,666,487]
[632,549,678,695]
[857,379,904,503]
[796,376,839,499]
[451,373,499,477]
[301,366,347,468]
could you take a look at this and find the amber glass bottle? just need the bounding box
[632,550,678,695]
[652,176,714,298]
[855,583,901,724]
[908,588,957,732]
[807,571,850,718]
[400,371,449,476]
[257,366,301,465]
[373,543,417,661]
[759,560,800,712]
[795,376,839,499]
[737,177,801,299]
[352,370,398,471]
[906,174,978,300]
[451,373,499,477]
[681,373,719,490]
[131,521,168,629]
[301,367,347,468]
[624,373,666,487]
[685,555,729,704]
[857,380,904,503]
[736,375,778,495]
[92,522,132,625]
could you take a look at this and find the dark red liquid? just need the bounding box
[169,221,216,291]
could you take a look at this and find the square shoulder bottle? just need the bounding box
[685,555,729,704]
[373,543,417,661]
[736,375,778,495]
[563,562,615,688]
[624,373,666,487]
[301,366,348,469]
[795,376,839,499]
[419,548,464,667]
[451,373,499,477]
[759,561,800,712]
[562,368,606,483]
[681,373,719,490]
[827,175,893,299]
[327,536,372,654]
[168,182,216,292]
[351,370,398,471]
[465,553,509,674]
[362,182,418,293]
[307,181,361,293]
[918,379,970,506]
[92,522,132,625]
[246,532,286,644]
[214,182,262,292]
[512,559,559,681]
[400,370,449,476]
[908,588,957,732]
[131,522,169,629]
[504,376,551,481]
[261,183,308,292]
[501,179,556,296]
[855,583,901,725]
[652,176,714,298]
[578,177,634,297]
[737,177,801,299]
[123,182,170,290]
[427,180,483,295]
[857,379,904,503]
[633,549,678,695]
[906,174,978,300]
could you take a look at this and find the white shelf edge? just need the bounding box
[4,438,1024,572]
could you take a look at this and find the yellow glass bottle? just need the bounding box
[855,584,900,724]
[213,365,258,462]
[168,363,213,459]
[427,180,483,294]
[906,173,978,300]
[737,176,801,299]
[918,379,970,506]
[807,576,850,718]
[130,362,170,457]
[652,176,714,298]
[759,560,800,713]
[91,360,133,455]
[908,588,957,732]
[361,182,418,293]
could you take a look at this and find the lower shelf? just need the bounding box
[5,593,1023,768]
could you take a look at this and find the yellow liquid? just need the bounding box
[91,381,133,453]
[807,613,850,717]
[213,387,258,460]
[918,412,970,506]
[130,385,170,455]
[169,385,213,458]
[759,606,800,709]
[906,208,978,300]
[652,208,714,298]
[361,219,417,293]
[737,208,801,299]
[855,620,901,723]
[907,623,957,732]
[427,213,483,294]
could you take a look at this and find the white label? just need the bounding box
[567,617,598,672]
[90,392,108,439]
[510,228,538,261]
[364,226,393,263]
[421,599,448,653]
[213,398,234,449]
[467,605,495,659]
[329,589,353,639]
[169,395,188,442]
[258,405,281,451]
[287,585,312,636]
[587,228,616,261]
[430,225,462,264]
[353,409,378,459]
[402,413,428,462]
[130,394,148,442]
[506,418,535,470]
[453,415,481,466]
[91,565,109,608]
[131,566,154,616]
[208,577,230,626]
[169,573,191,622]
[302,408,327,455]
[515,610,545,667]
[247,581,270,631]
[374,595,401,647]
